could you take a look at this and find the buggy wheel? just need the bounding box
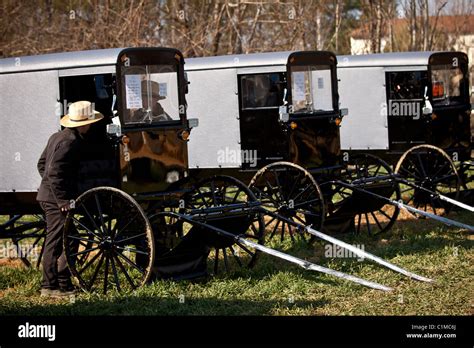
[181,175,265,275]
[249,161,325,244]
[329,154,400,236]
[457,159,472,190]
[64,187,154,294]
[395,145,461,215]
[1,214,46,268]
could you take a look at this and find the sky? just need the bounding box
[396,0,473,17]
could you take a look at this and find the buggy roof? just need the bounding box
[185,51,296,71]
[1,49,296,74]
[2,49,459,74]
[0,48,125,74]
[336,51,443,68]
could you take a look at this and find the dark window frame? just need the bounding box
[240,72,286,110]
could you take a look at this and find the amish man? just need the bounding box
[130,80,173,123]
[37,101,103,298]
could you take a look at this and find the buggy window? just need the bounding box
[290,65,333,113]
[240,73,284,109]
[431,64,465,105]
[121,64,180,125]
[386,71,428,100]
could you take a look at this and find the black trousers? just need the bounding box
[39,201,72,289]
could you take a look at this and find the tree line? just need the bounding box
[0,0,472,58]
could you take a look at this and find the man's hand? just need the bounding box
[60,204,71,213]
[59,200,75,213]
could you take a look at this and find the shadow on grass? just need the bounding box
[0,295,330,316]
[0,212,471,316]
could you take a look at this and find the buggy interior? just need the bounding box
[59,73,118,192]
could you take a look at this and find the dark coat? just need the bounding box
[37,128,82,207]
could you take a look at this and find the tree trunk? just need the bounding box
[409,0,417,50]
[316,6,322,50]
[421,0,429,50]
[375,0,382,53]
[211,2,223,55]
[387,2,394,52]
[334,0,340,52]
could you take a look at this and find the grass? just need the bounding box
[0,210,472,316]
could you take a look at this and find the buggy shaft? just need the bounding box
[393,175,474,213]
[151,212,392,291]
[257,207,434,283]
[330,174,474,213]
[237,238,393,291]
[332,180,474,232]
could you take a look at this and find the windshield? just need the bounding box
[290,65,333,113]
[121,64,180,125]
[431,64,466,105]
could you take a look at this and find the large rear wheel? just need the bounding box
[395,145,461,215]
[179,175,265,275]
[64,187,154,294]
[249,162,325,244]
[326,154,400,236]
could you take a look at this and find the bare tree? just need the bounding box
[5,0,468,60]
[360,0,387,53]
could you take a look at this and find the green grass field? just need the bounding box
[0,210,472,316]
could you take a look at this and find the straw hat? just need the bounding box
[60,101,104,128]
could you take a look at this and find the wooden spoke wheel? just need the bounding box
[457,159,473,189]
[2,214,46,268]
[395,145,461,215]
[328,154,400,236]
[249,161,325,244]
[179,175,265,275]
[64,187,154,294]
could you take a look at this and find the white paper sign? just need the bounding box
[311,70,332,111]
[292,71,306,102]
[125,75,143,109]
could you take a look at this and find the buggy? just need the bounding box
[184,51,473,239]
[337,51,473,212]
[0,47,456,293]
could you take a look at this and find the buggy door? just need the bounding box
[59,68,117,192]
[238,72,287,169]
[386,68,429,153]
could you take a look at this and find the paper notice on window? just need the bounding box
[311,70,333,111]
[292,72,306,102]
[125,75,143,109]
